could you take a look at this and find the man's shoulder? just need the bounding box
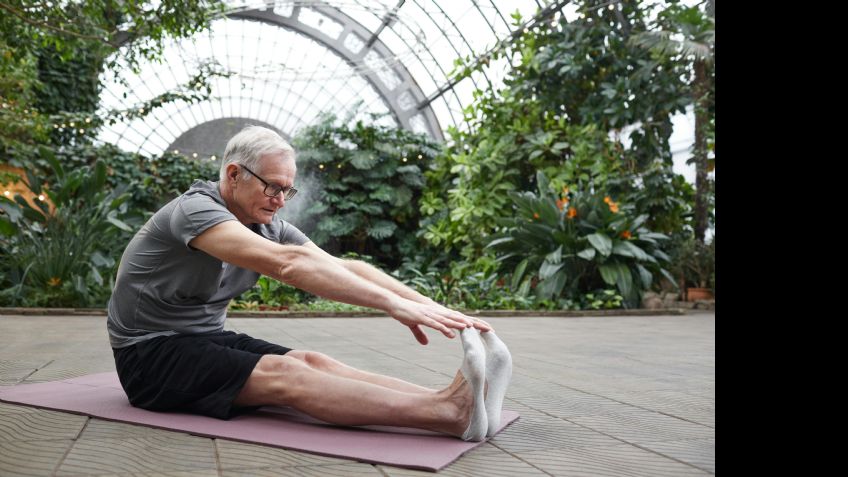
[177,180,229,213]
[181,180,223,202]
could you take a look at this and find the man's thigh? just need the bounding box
[113,331,292,419]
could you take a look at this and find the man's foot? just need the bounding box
[480,330,512,437]
[458,327,487,441]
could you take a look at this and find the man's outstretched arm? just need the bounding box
[190,221,481,342]
[303,242,492,343]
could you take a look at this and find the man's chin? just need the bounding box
[258,209,276,223]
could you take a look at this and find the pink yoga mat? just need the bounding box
[0,372,519,471]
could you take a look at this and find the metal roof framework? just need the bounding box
[97,0,576,157]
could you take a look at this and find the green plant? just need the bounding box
[394,254,535,310]
[44,144,220,213]
[231,275,308,309]
[0,154,133,306]
[630,1,715,242]
[420,1,695,263]
[579,289,624,310]
[488,171,675,309]
[1,1,226,167]
[290,112,440,268]
[606,160,695,236]
[289,300,370,313]
[670,234,715,290]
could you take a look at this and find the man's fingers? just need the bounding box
[435,306,487,330]
[409,325,429,345]
[427,317,455,338]
[440,315,471,330]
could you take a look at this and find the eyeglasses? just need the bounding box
[240,164,298,200]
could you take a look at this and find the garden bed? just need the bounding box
[0,306,712,318]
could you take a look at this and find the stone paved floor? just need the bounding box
[0,312,715,476]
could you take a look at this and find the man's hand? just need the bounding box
[387,297,492,345]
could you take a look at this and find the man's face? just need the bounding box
[232,152,296,225]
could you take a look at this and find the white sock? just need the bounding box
[480,330,512,437]
[459,327,488,442]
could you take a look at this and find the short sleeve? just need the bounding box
[171,193,238,248]
[278,220,309,245]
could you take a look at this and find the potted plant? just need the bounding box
[673,236,715,301]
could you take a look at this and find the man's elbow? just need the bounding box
[273,247,317,285]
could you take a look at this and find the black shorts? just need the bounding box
[112,331,292,420]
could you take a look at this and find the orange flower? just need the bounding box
[603,196,612,204]
[567,207,577,219]
[609,202,619,213]
[621,230,631,239]
[47,277,61,287]
[556,199,566,211]
[533,212,540,219]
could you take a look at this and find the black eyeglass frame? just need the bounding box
[240,164,298,200]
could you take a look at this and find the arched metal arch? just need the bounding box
[229,3,444,140]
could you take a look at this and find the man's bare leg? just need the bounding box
[233,355,476,437]
[285,350,437,394]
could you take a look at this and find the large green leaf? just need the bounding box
[539,260,564,280]
[357,202,384,215]
[304,201,329,215]
[546,245,563,264]
[613,241,649,261]
[106,213,134,232]
[396,165,421,175]
[587,233,612,256]
[640,232,670,241]
[631,214,649,230]
[399,172,425,187]
[615,264,633,298]
[599,264,618,285]
[659,268,679,290]
[537,269,567,299]
[511,258,529,290]
[367,220,397,239]
[90,265,103,286]
[635,263,652,289]
[369,185,394,203]
[538,198,560,225]
[90,251,110,267]
[517,277,532,297]
[535,170,551,196]
[390,186,413,207]
[486,236,515,249]
[652,249,671,261]
[577,247,596,260]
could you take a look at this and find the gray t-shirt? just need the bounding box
[106,180,309,348]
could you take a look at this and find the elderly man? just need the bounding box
[106,126,511,441]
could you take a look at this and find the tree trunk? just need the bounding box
[692,59,711,243]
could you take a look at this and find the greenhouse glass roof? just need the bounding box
[98,0,577,157]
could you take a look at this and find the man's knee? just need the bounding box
[255,354,302,375]
[286,350,338,372]
[252,355,313,399]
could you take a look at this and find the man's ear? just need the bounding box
[227,164,240,182]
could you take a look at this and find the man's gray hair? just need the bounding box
[219,125,296,181]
